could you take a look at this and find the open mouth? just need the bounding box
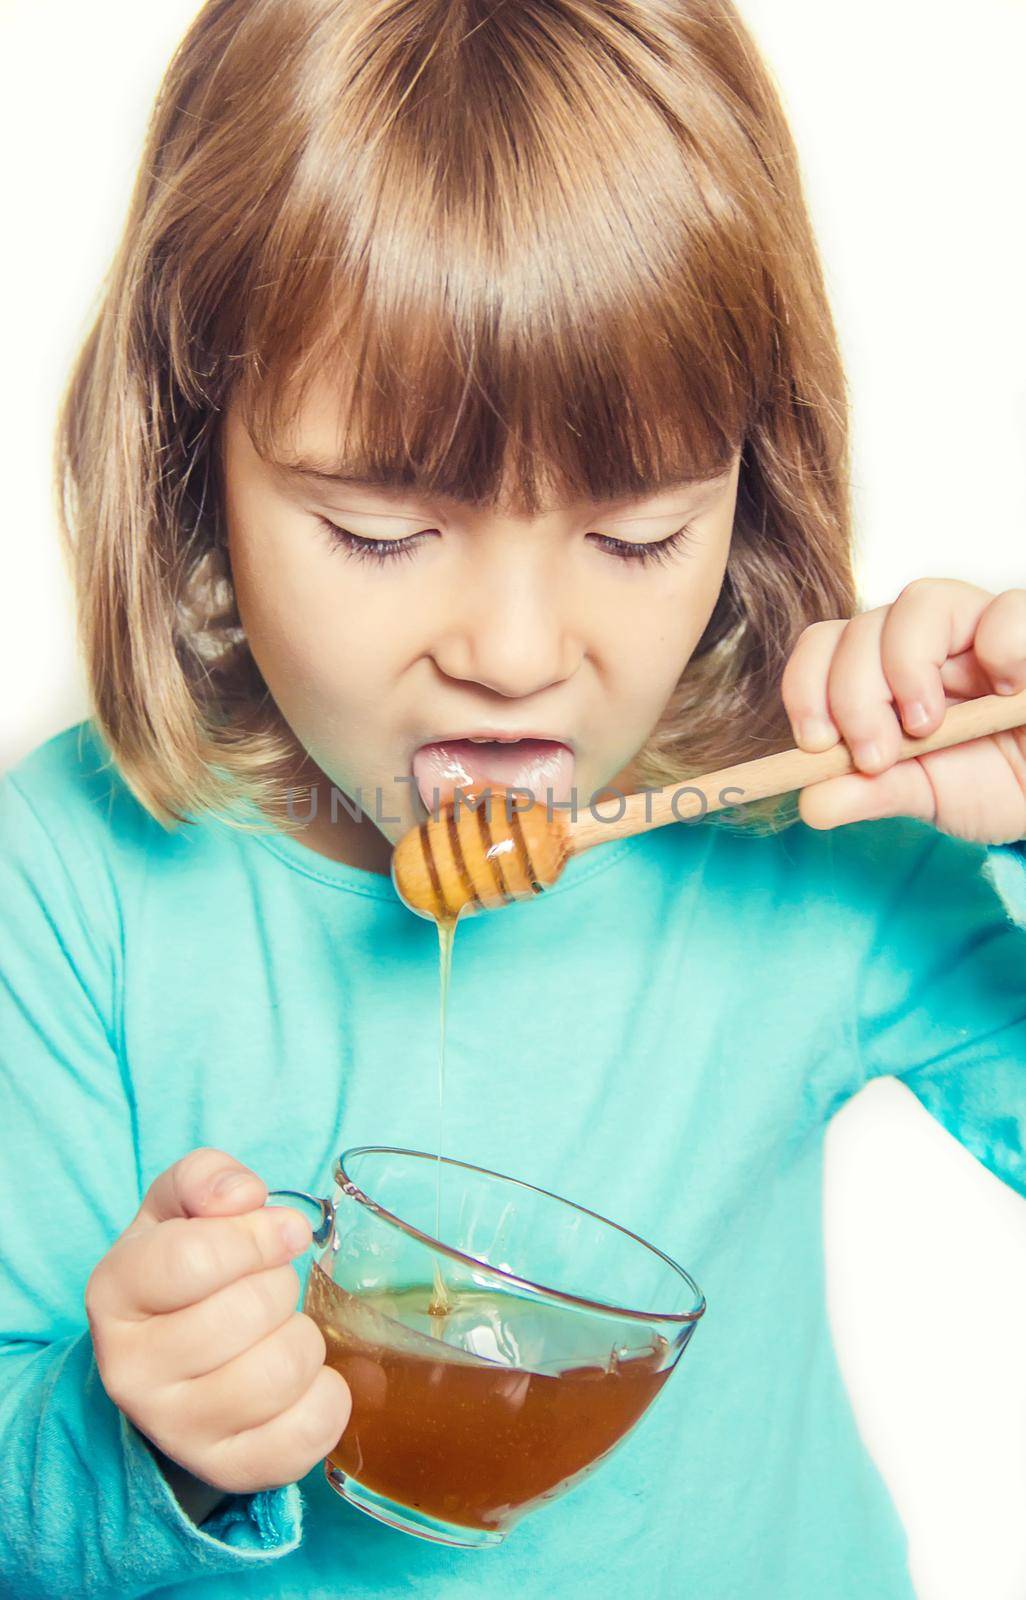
[411,737,576,812]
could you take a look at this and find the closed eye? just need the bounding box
[587,524,700,566]
[315,517,428,565]
[315,517,700,568]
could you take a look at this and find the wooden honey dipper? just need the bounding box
[391,686,1026,921]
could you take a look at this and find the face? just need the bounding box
[221,378,740,872]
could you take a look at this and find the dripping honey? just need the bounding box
[310,798,671,1538]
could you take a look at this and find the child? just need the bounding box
[1,1,1024,1596]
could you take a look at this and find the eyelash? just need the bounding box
[314,517,698,568]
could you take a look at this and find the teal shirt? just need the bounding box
[2,720,1025,1600]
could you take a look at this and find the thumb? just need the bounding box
[798,758,937,831]
[127,1147,268,1234]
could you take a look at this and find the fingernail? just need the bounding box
[213,1172,254,1199]
[853,740,882,769]
[280,1216,311,1254]
[994,679,1018,694]
[798,715,836,747]
[904,701,930,731]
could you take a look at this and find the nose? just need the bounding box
[430,551,581,699]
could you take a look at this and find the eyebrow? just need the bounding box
[268,454,732,507]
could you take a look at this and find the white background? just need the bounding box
[2,3,1025,1594]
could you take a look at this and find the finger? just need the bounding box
[822,608,906,774]
[175,1312,329,1441]
[780,620,846,749]
[147,1261,303,1381]
[799,757,938,830]
[878,577,995,739]
[938,647,997,701]
[916,736,1026,843]
[205,1365,352,1496]
[129,1149,268,1233]
[968,587,1026,694]
[99,1207,312,1320]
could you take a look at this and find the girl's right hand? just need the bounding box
[85,1147,352,1498]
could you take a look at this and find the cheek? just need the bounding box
[231,532,399,691]
[613,570,722,693]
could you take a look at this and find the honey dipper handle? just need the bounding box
[565,685,1026,854]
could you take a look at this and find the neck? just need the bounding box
[281,751,394,876]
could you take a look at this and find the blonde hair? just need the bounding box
[55,0,856,835]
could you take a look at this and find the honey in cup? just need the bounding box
[307,1266,674,1538]
[285,1146,705,1549]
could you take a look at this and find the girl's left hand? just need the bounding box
[780,577,1026,845]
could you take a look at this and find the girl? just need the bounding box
[1,2,1024,1596]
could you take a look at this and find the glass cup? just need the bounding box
[267,1146,704,1549]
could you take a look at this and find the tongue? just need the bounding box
[412,739,575,812]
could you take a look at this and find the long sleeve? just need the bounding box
[0,770,303,1598]
[837,818,1026,1198]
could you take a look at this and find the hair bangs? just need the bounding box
[229,0,781,513]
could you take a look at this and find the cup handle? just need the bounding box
[266,1188,336,1248]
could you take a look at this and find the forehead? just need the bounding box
[238,370,739,516]
[268,450,734,517]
